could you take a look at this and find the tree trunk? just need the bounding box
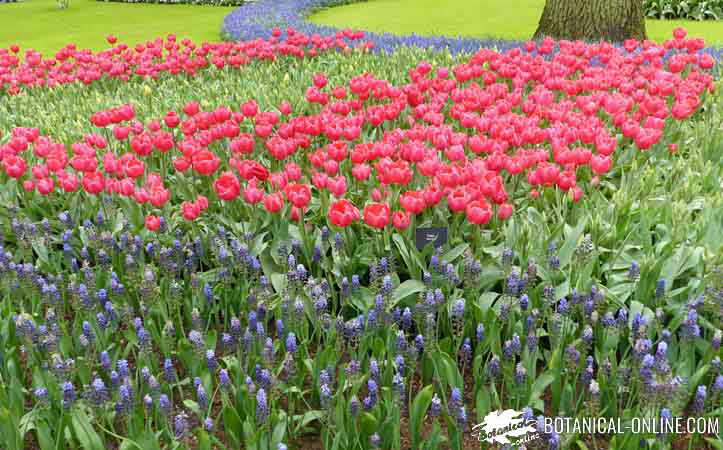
[534,0,647,42]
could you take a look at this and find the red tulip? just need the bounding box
[328,199,360,227]
[673,27,687,39]
[164,112,180,128]
[58,172,79,192]
[279,101,292,116]
[214,171,241,201]
[590,155,612,175]
[447,189,469,213]
[145,172,163,189]
[363,202,390,229]
[263,192,284,213]
[423,185,444,207]
[327,176,347,198]
[466,200,492,225]
[118,178,135,196]
[2,155,26,178]
[285,183,311,209]
[124,159,145,178]
[497,203,513,220]
[313,73,328,89]
[112,126,130,141]
[196,195,209,210]
[81,172,105,195]
[173,157,191,172]
[323,159,339,176]
[242,100,258,118]
[145,215,161,231]
[192,150,220,176]
[36,177,55,195]
[238,161,269,181]
[243,181,264,204]
[392,210,411,230]
[183,101,199,116]
[400,191,426,215]
[130,134,153,156]
[133,188,149,204]
[285,162,302,180]
[351,164,371,181]
[269,172,288,190]
[290,206,302,221]
[182,201,201,220]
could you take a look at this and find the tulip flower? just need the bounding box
[392,211,411,230]
[400,191,426,216]
[182,201,201,220]
[466,201,492,225]
[243,182,264,205]
[214,172,241,201]
[145,215,161,231]
[263,192,284,214]
[497,203,513,220]
[329,199,360,228]
[285,183,311,209]
[364,203,390,229]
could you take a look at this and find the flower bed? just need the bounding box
[221,0,723,62]
[221,0,524,54]
[0,33,372,96]
[1,28,722,449]
[2,33,716,220]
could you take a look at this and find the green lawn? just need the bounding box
[309,0,723,45]
[0,0,234,56]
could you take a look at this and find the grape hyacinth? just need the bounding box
[256,388,268,423]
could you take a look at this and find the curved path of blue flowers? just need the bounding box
[222,0,723,61]
[221,0,524,54]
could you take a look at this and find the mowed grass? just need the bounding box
[0,0,234,56]
[309,0,723,44]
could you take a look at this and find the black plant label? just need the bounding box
[415,227,448,250]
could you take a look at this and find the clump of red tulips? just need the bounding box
[0,32,372,95]
[0,30,715,233]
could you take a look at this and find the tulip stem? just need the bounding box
[472,224,481,254]
[299,214,310,263]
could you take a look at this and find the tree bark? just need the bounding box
[534,0,647,42]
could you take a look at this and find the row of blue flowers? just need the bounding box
[221,0,723,62]
[98,0,244,6]
[221,0,525,55]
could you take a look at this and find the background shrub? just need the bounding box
[644,0,723,20]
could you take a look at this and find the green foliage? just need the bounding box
[308,0,723,44]
[0,0,234,57]
[0,41,721,450]
[644,0,723,20]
